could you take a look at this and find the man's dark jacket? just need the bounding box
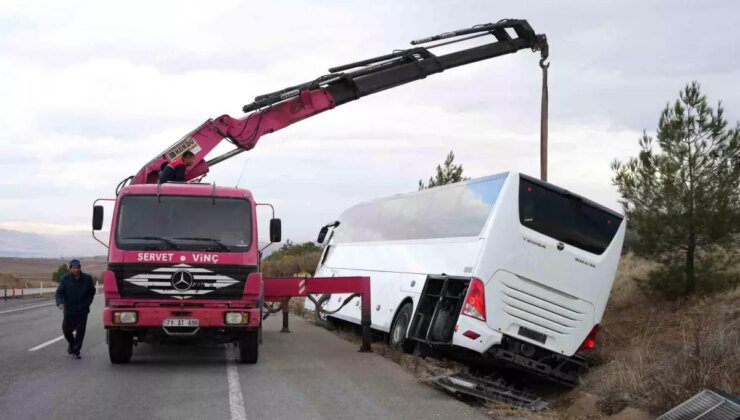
[55,273,95,314]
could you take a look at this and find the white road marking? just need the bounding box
[225,346,247,420]
[0,301,56,315]
[28,335,65,352]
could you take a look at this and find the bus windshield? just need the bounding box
[115,195,252,252]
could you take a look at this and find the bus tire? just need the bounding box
[108,330,133,364]
[239,330,259,364]
[314,294,332,328]
[390,303,415,354]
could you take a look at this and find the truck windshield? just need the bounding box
[519,176,622,255]
[115,195,252,252]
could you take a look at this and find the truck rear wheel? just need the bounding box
[108,330,133,364]
[390,303,415,354]
[239,330,259,364]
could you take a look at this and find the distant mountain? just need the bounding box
[0,229,106,258]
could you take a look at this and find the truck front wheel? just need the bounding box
[108,330,133,364]
[239,330,259,364]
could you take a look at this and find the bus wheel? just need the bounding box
[390,303,415,354]
[314,294,331,327]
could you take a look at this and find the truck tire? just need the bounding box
[108,330,133,364]
[390,303,415,354]
[239,330,259,364]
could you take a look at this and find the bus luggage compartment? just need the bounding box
[408,275,471,345]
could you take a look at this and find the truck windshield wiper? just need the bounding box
[173,237,231,252]
[123,236,180,250]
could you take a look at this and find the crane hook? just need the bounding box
[539,56,550,69]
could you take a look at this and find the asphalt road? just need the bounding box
[0,298,486,420]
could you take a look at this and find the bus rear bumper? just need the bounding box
[452,316,585,386]
[451,315,503,353]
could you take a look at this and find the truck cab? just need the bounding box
[93,183,280,364]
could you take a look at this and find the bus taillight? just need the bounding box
[578,325,599,351]
[462,278,486,322]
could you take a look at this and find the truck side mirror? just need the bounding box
[270,218,282,243]
[317,226,329,244]
[92,205,104,231]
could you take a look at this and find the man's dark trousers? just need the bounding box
[62,312,88,354]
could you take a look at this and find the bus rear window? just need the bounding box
[519,177,622,255]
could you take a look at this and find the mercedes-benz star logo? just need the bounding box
[171,270,195,291]
[557,242,565,251]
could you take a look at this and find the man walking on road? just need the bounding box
[55,259,95,359]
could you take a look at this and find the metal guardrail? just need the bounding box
[2,285,102,300]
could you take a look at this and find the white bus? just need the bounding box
[307,172,625,385]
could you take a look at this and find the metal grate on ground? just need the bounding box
[657,389,740,420]
[431,372,549,411]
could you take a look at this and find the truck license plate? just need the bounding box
[163,319,199,328]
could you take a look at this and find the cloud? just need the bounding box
[1,0,737,248]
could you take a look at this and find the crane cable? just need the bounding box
[539,56,549,182]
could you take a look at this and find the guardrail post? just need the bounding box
[12,287,16,299]
[3,288,6,301]
[21,288,24,299]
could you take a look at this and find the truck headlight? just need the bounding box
[113,311,137,324]
[224,312,249,325]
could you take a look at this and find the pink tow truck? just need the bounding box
[91,19,547,364]
[94,182,372,364]
[95,184,265,363]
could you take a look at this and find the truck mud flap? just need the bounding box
[432,372,549,411]
[408,275,470,345]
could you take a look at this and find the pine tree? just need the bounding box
[612,81,740,297]
[51,264,68,283]
[418,151,469,190]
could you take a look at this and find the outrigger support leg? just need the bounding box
[280,298,290,333]
[263,276,372,352]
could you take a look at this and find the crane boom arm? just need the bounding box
[130,19,547,185]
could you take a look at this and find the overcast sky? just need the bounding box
[1,0,738,250]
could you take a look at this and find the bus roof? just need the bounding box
[352,171,512,208]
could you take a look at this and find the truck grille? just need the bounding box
[499,276,589,337]
[109,263,257,300]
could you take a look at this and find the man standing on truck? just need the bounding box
[158,150,194,183]
[55,259,95,359]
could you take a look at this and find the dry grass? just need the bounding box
[584,255,740,415]
[483,401,559,419]
[0,256,107,283]
[0,272,22,288]
[604,253,656,311]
